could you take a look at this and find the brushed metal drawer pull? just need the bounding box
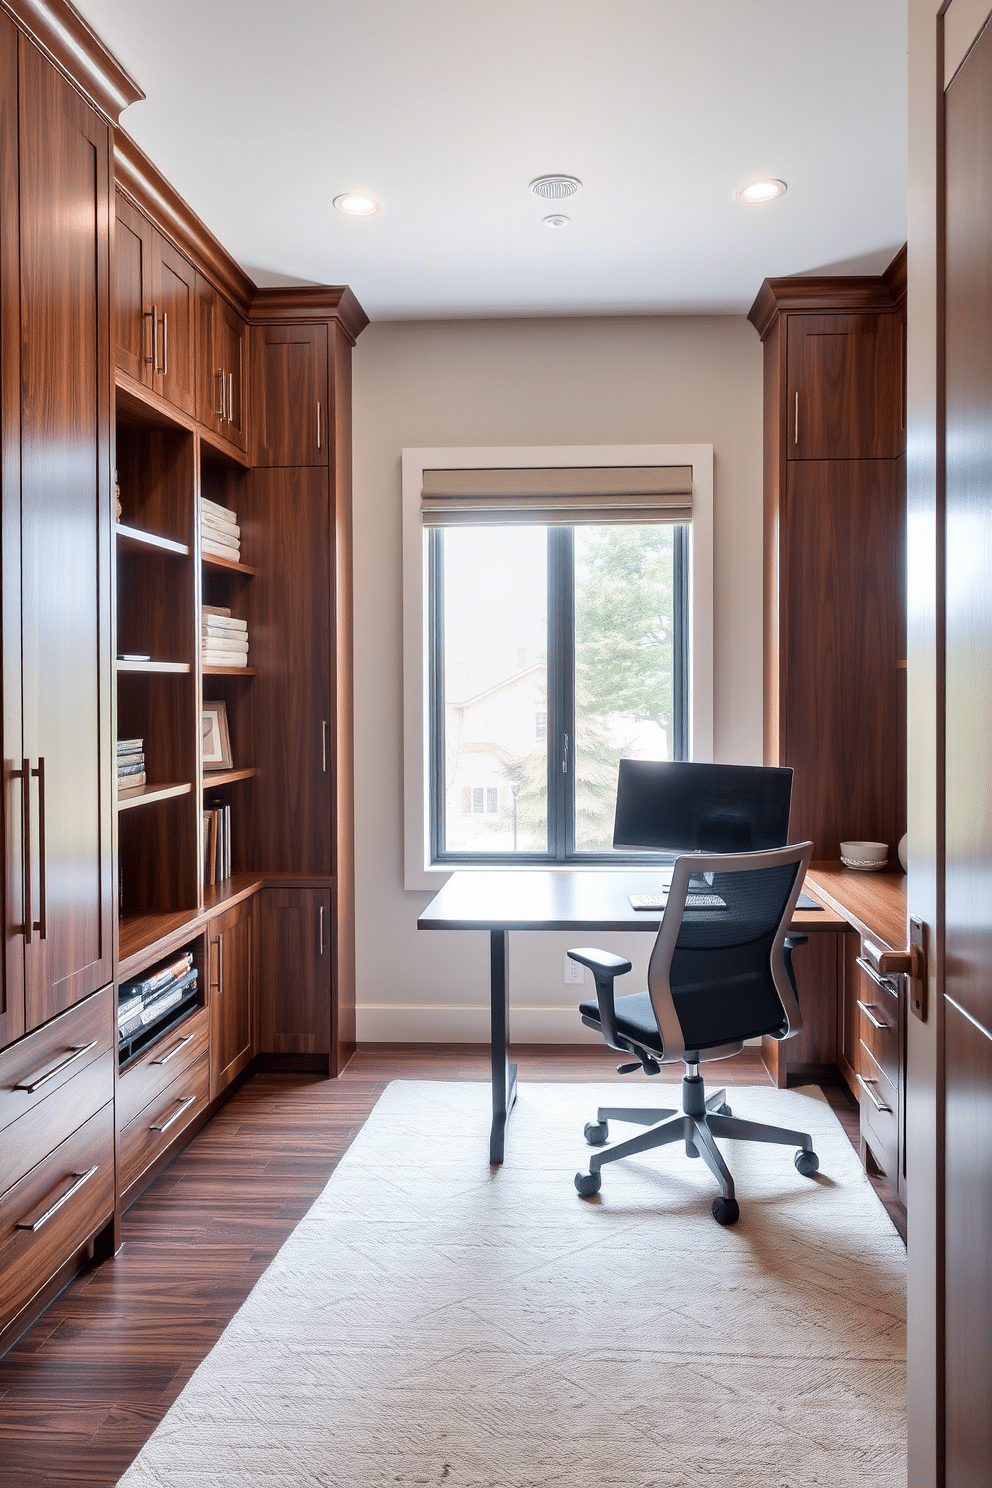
[33,757,47,940]
[316,400,322,450]
[228,371,234,426]
[856,998,889,1032]
[162,310,169,376]
[145,305,157,365]
[16,1166,98,1232]
[150,1093,197,1134]
[151,1032,196,1066]
[794,390,799,445]
[20,757,31,943]
[857,1073,892,1114]
[856,955,898,995]
[215,368,225,419]
[16,1041,99,1093]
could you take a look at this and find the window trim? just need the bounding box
[402,444,714,889]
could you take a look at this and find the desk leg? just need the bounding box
[490,929,517,1164]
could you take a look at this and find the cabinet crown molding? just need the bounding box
[747,247,907,341]
[1,0,143,121]
[250,286,370,345]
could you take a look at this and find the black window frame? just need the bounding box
[428,522,689,866]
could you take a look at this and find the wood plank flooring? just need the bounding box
[0,1045,904,1485]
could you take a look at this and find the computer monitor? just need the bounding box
[612,759,793,856]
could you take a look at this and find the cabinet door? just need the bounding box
[196,276,248,451]
[114,193,154,385]
[218,299,248,451]
[787,313,904,459]
[209,898,253,1096]
[195,272,223,433]
[152,237,195,416]
[251,324,327,466]
[256,887,331,1064]
[17,37,114,1029]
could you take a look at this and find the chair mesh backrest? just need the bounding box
[663,859,802,1050]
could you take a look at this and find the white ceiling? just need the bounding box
[74,0,908,321]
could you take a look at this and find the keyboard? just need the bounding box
[629,892,727,911]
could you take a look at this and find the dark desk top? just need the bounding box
[418,868,847,934]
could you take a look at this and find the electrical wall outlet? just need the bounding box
[564,954,585,984]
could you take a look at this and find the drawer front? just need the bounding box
[0,1047,114,1197]
[0,987,113,1136]
[0,1101,114,1334]
[117,1005,209,1130]
[856,981,900,1088]
[859,1041,899,1178]
[119,1052,209,1193]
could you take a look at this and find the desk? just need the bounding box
[418,869,844,1163]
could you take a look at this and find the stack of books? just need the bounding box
[118,737,146,791]
[202,605,249,668]
[118,951,198,1050]
[203,802,232,885]
[201,497,241,563]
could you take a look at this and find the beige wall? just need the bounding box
[351,314,764,1041]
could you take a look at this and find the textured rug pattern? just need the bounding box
[118,1082,906,1487]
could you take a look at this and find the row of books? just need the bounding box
[118,951,198,1045]
[204,803,232,885]
[202,604,249,668]
[201,496,242,564]
[118,736,146,791]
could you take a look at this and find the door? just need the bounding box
[114,192,154,386]
[209,898,253,1096]
[942,17,992,1484]
[217,299,247,450]
[787,313,904,460]
[17,35,114,1029]
[251,324,328,466]
[153,237,195,415]
[256,887,331,1066]
[196,275,247,450]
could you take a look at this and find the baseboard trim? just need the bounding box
[355,1006,604,1044]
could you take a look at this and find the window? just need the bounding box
[430,523,689,861]
[402,445,713,886]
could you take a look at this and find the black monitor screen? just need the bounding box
[612,760,793,855]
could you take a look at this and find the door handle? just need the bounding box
[32,758,47,940]
[322,719,329,773]
[19,758,31,943]
[145,304,157,366]
[216,368,225,419]
[228,371,234,426]
[161,311,168,376]
[319,903,325,956]
[316,400,322,450]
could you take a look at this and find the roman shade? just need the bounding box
[421,465,693,526]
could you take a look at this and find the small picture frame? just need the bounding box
[202,701,233,771]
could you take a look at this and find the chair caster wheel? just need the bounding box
[584,1121,609,1146]
[712,1195,740,1226]
[794,1148,820,1177]
[717,1103,732,1116]
[575,1170,602,1197]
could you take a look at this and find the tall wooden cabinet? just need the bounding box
[0,0,366,1354]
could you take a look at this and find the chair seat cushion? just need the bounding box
[579,984,786,1053]
[579,990,662,1050]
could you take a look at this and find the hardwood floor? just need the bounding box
[0,1045,904,1485]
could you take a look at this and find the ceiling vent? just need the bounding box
[530,175,581,200]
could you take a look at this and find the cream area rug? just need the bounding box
[118,1082,906,1488]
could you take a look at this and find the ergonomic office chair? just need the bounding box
[570,841,819,1225]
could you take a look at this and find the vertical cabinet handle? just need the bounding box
[228,371,234,427]
[319,904,325,956]
[322,719,329,773]
[31,758,47,941]
[794,390,799,445]
[150,304,160,371]
[144,307,156,365]
[316,400,322,450]
[20,757,31,944]
[215,368,225,419]
[161,311,169,376]
[210,935,222,993]
[561,733,569,774]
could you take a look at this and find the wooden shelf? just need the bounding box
[202,664,256,676]
[118,781,192,812]
[117,659,191,674]
[202,551,257,577]
[806,861,908,953]
[116,523,189,558]
[202,766,257,788]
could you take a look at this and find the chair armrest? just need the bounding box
[567,947,631,1048]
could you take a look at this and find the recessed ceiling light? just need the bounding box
[737,178,787,205]
[531,175,581,200]
[333,192,379,217]
[543,214,570,229]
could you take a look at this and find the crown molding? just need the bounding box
[250,285,370,344]
[2,0,143,121]
[747,247,908,341]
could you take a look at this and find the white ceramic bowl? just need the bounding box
[840,840,888,871]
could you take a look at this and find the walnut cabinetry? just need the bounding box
[196,272,248,451]
[251,323,328,466]
[257,888,332,1061]
[114,191,196,415]
[209,898,254,1095]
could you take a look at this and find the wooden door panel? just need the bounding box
[782,458,906,859]
[114,193,153,385]
[787,313,904,460]
[154,238,195,415]
[0,14,23,1051]
[251,324,327,466]
[209,897,253,1095]
[17,37,113,1027]
[195,272,222,433]
[257,888,330,1060]
[219,300,247,450]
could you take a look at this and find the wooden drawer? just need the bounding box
[119,1052,209,1193]
[0,1101,114,1334]
[859,1040,899,1178]
[855,967,900,1089]
[0,1047,113,1197]
[0,987,113,1138]
[117,1004,209,1130]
